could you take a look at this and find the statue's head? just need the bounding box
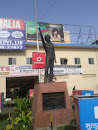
[45,35,50,42]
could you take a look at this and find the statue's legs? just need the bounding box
[44,56,50,82]
[49,59,54,82]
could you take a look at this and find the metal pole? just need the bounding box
[35,0,41,83]
[50,114,53,130]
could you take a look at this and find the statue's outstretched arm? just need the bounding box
[38,27,45,48]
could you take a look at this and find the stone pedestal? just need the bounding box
[32,82,74,129]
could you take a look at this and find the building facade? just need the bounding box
[0,43,98,98]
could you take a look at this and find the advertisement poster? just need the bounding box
[0,18,25,50]
[0,93,1,113]
[26,21,64,42]
[77,97,98,130]
[29,89,34,99]
[0,65,82,77]
[32,52,45,69]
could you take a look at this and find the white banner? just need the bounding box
[0,65,82,77]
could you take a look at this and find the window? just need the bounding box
[74,58,81,64]
[26,58,32,64]
[88,58,94,64]
[60,58,67,65]
[8,58,16,65]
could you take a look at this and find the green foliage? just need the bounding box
[0,120,8,130]
[14,96,32,114]
[0,113,9,120]
[14,96,33,130]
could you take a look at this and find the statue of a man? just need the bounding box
[39,27,57,82]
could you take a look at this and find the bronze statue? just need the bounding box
[39,27,57,82]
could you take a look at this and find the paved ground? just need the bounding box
[0,100,15,114]
[1,107,15,114]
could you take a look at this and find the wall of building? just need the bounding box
[0,45,98,97]
[56,74,97,95]
[0,77,6,98]
[55,47,98,95]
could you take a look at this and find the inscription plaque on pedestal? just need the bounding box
[43,92,65,111]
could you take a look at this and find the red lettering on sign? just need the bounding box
[0,67,5,71]
[0,18,25,30]
[6,66,10,71]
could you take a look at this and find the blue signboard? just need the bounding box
[82,90,94,96]
[0,18,25,50]
[78,96,98,130]
[1,93,4,108]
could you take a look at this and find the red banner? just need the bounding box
[32,52,45,69]
[29,89,34,99]
[0,93,1,113]
[0,18,25,30]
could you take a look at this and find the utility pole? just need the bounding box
[35,0,41,83]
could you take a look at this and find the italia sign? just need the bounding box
[0,19,24,30]
[0,18,25,50]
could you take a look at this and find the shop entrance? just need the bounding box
[6,76,38,99]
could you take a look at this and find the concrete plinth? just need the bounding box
[31,82,74,129]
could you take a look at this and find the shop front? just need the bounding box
[6,76,37,99]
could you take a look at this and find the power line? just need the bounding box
[48,0,53,4]
[38,0,56,21]
[38,0,52,19]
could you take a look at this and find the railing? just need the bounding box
[63,24,96,45]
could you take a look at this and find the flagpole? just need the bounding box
[35,0,41,83]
